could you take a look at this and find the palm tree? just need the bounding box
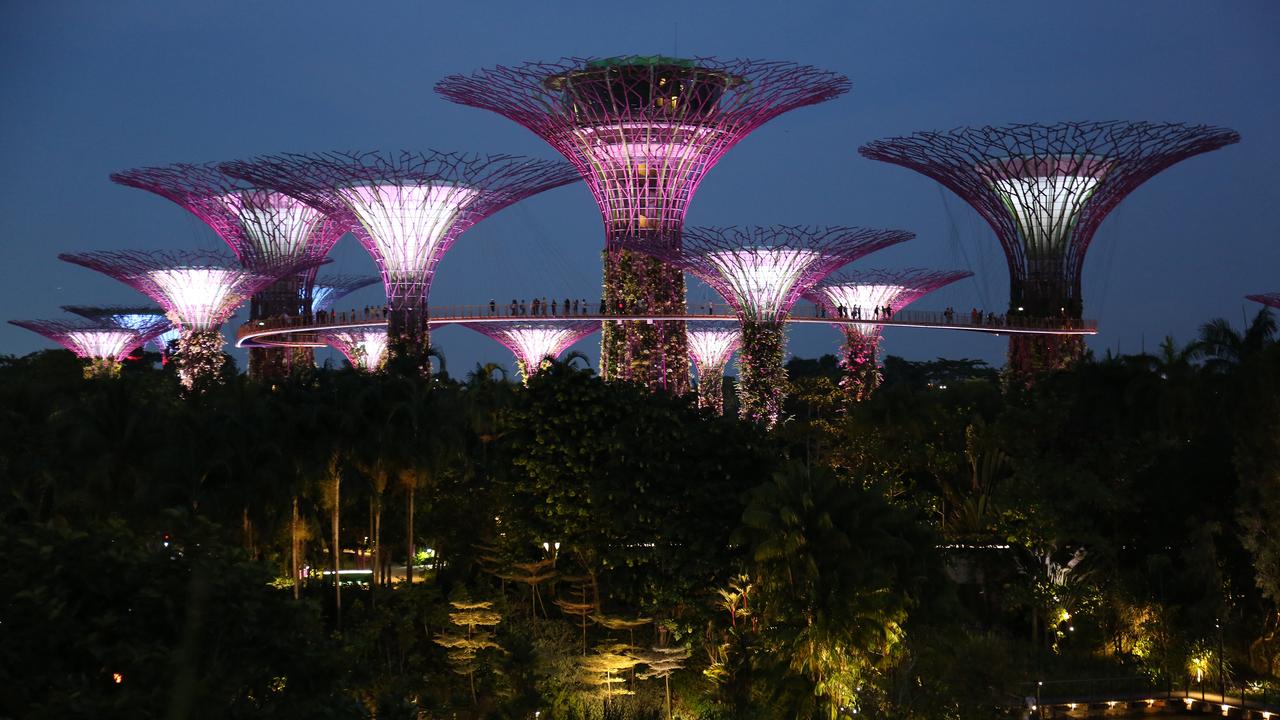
[1190,308,1276,371]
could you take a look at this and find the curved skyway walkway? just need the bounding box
[1007,677,1280,718]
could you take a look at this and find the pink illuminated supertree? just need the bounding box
[639,225,910,426]
[321,328,389,372]
[859,121,1239,381]
[437,56,850,393]
[9,319,164,378]
[58,250,284,391]
[220,151,579,375]
[686,322,741,415]
[311,274,382,314]
[805,268,972,402]
[111,163,347,380]
[457,320,599,383]
[1246,293,1280,310]
[62,304,178,353]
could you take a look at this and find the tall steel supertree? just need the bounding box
[806,268,971,402]
[458,320,599,383]
[859,121,1239,381]
[221,151,579,375]
[110,162,346,380]
[59,249,283,390]
[639,225,910,426]
[321,328,389,372]
[311,274,382,314]
[9,319,163,378]
[437,56,850,393]
[62,304,179,352]
[686,322,741,415]
[1246,293,1280,310]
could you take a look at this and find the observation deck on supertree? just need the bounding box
[9,319,163,378]
[457,320,599,383]
[111,162,347,381]
[436,56,850,394]
[638,225,910,426]
[1247,293,1280,310]
[220,150,579,375]
[62,304,178,352]
[321,328,389,372]
[686,321,741,415]
[311,274,382,314]
[806,268,971,402]
[58,249,284,391]
[858,120,1239,381]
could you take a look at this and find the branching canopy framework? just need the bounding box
[9,319,158,362]
[61,304,177,349]
[58,250,282,331]
[322,329,388,371]
[859,121,1239,316]
[458,320,599,380]
[686,321,742,375]
[311,274,382,313]
[1246,293,1280,310]
[437,56,850,247]
[220,151,580,311]
[806,268,973,338]
[640,226,912,322]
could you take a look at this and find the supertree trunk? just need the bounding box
[385,303,431,377]
[696,364,727,415]
[1006,334,1084,386]
[738,321,786,427]
[248,275,315,381]
[839,331,883,403]
[84,357,122,380]
[174,328,226,392]
[601,249,689,394]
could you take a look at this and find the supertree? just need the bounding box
[639,225,910,426]
[859,121,1239,381]
[311,274,382,314]
[110,163,347,380]
[805,268,972,402]
[220,151,579,375]
[9,319,163,378]
[59,249,284,391]
[62,304,179,352]
[686,322,741,415]
[436,56,850,393]
[321,328,389,372]
[457,320,599,383]
[1246,293,1280,310]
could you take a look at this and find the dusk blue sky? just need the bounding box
[2,1,1276,376]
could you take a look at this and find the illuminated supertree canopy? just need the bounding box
[806,268,972,402]
[58,249,283,390]
[61,304,177,351]
[686,321,741,415]
[859,121,1239,378]
[458,320,599,383]
[311,274,382,313]
[1246,293,1280,310]
[9,319,159,378]
[322,329,389,372]
[220,151,580,374]
[437,56,849,393]
[641,225,910,426]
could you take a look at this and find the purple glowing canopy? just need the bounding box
[436,56,850,247]
[805,268,973,336]
[637,225,912,323]
[219,151,580,310]
[457,319,599,379]
[61,304,177,350]
[58,249,288,331]
[311,273,382,313]
[686,321,742,372]
[9,318,159,362]
[110,162,348,274]
[858,121,1239,315]
[1246,293,1280,310]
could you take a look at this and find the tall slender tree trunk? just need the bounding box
[291,496,300,601]
[332,473,341,630]
[405,482,415,585]
[373,497,382,595]
[665,674,672,720]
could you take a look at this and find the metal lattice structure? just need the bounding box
[457,320,599,383]
[220,151,579,372]
[9,319,159,378]
[58,249,283,389]
[1246,293,1280,310]
[61,304,177,351]
[686,321,741,415]
[311,274,382,313]
[859,121,1239,378]
[806,268,972,402]
[322,329,389,372]
[436,56,850,393]
[642,225,910,425]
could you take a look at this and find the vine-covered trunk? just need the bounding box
[738,321,787,427]
[405,483,415,585]
[600,249,690,394]
[839,329,883,403]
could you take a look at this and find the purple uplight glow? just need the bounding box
[686,322,741,414]
[323,329,388,371]
[62,305,176,351]
[1246,293,1280,310]
[458,320,599,382]
[9,319,151,362]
